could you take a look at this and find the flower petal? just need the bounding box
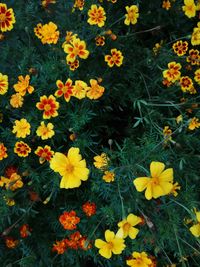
[159,168,173,182]
[127,214,142,226]
[105,230,115,242]
[133,177,150,192]
[190,224,200,237]
[150,161,165,178]
[128,227,139,239]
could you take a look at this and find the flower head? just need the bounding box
[188,117,200,130]
[10,93,24,108]
[12,118,31,138]
[0,3,16,32]
[124,5,139,26]
[87,5,106,27]
[95,229,126,259]
[194,69,200,84]
[36,121,55,140]
[163,62,181,82]
[95,36,105,46]
[82,202,96,216]
[191,22,200,46]
[36,95,59,119]
[52,239,67,254]
[55,79,73,102]
[34,22,59,44]
[59,210,80,230]
[13,75,34,96]
[86,79,105,99]
[102,171,115,182]
[126,252,152,267]
[0,143,8,160]
[73,0,85,10]
[64,37,89,63]
[5,237,18,249]
[189,210,200,237]
[42,0,56,8]
[50,147,89,189]
[35,145,54,163]
[133,161,174,200]
[19,224,31,238]
[94,153,109,169]
[14,141,31,157]
[162,0,171,10]
[67,59,79,71]
[117,214,142,239]
[0,73,8,95]
[187,49,200,65]
[105,49,124,67]
[0,172,23,191]
[172,40,188,56]
[170,182,181,197]
[163,126,172,144]
[182,0,196,18]
[180,76,194,92]
[73,80,88,99]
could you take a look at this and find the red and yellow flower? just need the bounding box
[162,62,181,82]
[179,76,194,92]
[64,37,89,63]
[105,49,124,67]
[0,73,8,95]
[55,79,74,102]
[0,3,16,32]
[186,49,200,65]
[73,0,85,10]
[34,22,59,44]
[13,75,34,96]
[19,224,32,238]
[67,59,79,71]
[124,5,139,26]
[82,202,96,217]
[95,36,105,46]
[172,40,188,56]
[36,95,59,119]
[59,211,80,230]
[87,5,106,27]
[0,143,8,160]
[194,69,200,84]
[0,172,23,191]
[35,145,54,163]
[14,141,31,157]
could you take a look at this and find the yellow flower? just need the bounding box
[86,79,105,99]
[117,214,142,239]
[73,80,88,99]
[170,182,181,197]
[126,251,152,267]
[133,161,174,200]
[13,75,34,96]
[94,153,109,169]
[102,171,115,182]
[50,147,89,189]
[10,93,24,108]
[124,5,139,26]
[194,69,200,84]
[191,22,200,46]
[0,3,16,32]
[188,117,200,130]
[41,22,59,44]
[95,230,126,259]
[176,115,183,124]
[105,48,124,67]
[0,173,23,191]
[64,37,89,63]
[36,121,55,140]
[4,197,15,206]
[73,0,85,10]
[163,126,172,143]
[189,211,200,237]
[182,0,196,18]
[0,73,8,95]
[162,0,171,10]
[87,5,106,27]
[12,118,31,138]
[163,62,181,82]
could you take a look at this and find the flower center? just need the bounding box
[0,14,6,23]
[44,104,51,111]
[66,163,74,174]
[123,222,131,232]
[151,177,159,185]
[107,241,113,250]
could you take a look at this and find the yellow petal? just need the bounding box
[50,153,68,175]
[159,168,173,182]
[68,147,82,162]
[150,161,165,178]
[116,228,124,238]
[99,246,112,259]
[145,184,153,200]
[159,181,173,195]
[128,227,139,239]
[152,184,164,198]
[133,177,150,192]
[111,238,125,254]
[127,213,142,226]
[196,211,200,222]
[60,174,81,189]
[74,166,89,181]
[95,239,106,249]
[190,224,200,237]
[105,230,115,242]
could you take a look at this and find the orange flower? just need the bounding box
[0,143,8,160]
[42,0,56,8]
[0,172,23,191]
[86,79,105,99]
[0,3,16,32]
[188,117,200,130]
[82,202,96,216]
[36,95,59,119]
[64,37,89,63]
[162,62,181,82]
[13,75,34,96]
[52,239,67,254]
[87,5,106,27]
[10,93,24,108]
[162,0,171,10]
[19,224,31,238]
[5,237,18,249]
[73,0,85,10]
[59,211,80,230]
[35,145,54,163]
[105,48,124,67]
[172,40,188,56]
[55,79,74,102]
[187,49,200,65]
[67,231,82,249]
[95,36,105,46]
[5,166,17,178]
[14,141,31,157]
[41,22,59,44]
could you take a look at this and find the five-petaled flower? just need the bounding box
[124,5,139,26]
[0,143,8,160]
[36,95,59,119]
[82,202,96,217]
[162,61,182,82]
[126,251,152,267]
[86,79,105,100]
[88,5,106,27]
[13,75,34,96]
[55,79,74,102]
[64,37,89,63]
[117,214,142,239]
[0,3,16,32]
[14,141,31,157]
[35,145,54,163]
[182,0,196,18]
[105,49,124,67]
[36,121,55,140]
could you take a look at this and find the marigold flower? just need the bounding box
[162,62,181,82]
[59,210,80,230]
[5,166,17,178]
[67,59,79,71]
[12,118,31,138]
[191,22,200,46]
[34,22,59,44]
[124,5,139,26]
[163,126,172,143]
[95,36,105,46]
[73,80,88,99]
[14,141,31,157]
[172,40,188,56]
[64,37,89,63]
[0,73,8,95]
[170,182,181,197]
[52,239,67,254]
[189,210,200,237]
[35,145,54,163]
[102,171,115,182]
[0,3,16,32]
[5,237,19,249]
[0,143,8,160]
[153,41,163,55]
[176,115,183,124]
[179,76,194,92]
[36,121,55,140]
[86,79,105,99]
[87,5,106,27]
[95,229,126,259]
[194,69,200,84]
[126,252,152,267]
[0,172,23,191]
[182,0,196,18]
[4,197,15,206]
[10,93,24,108]
[62,31,77,48]
[187,49,200,65]
[82,202,96,216]
[13,75,34,96]
[162,0,171,10]
[34,23,43,39]
[55,79,73,102]
[50,147,89,189]
[188,117,200,130]
[133,161,174,200]
[117,214,142,239]
[19,224,31,238]
[73,0,85,10]
[94,153,109,169]
[42,0,56,8]
[79,236,92,250]
[105,48,123,67]
[36,95,59,119]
